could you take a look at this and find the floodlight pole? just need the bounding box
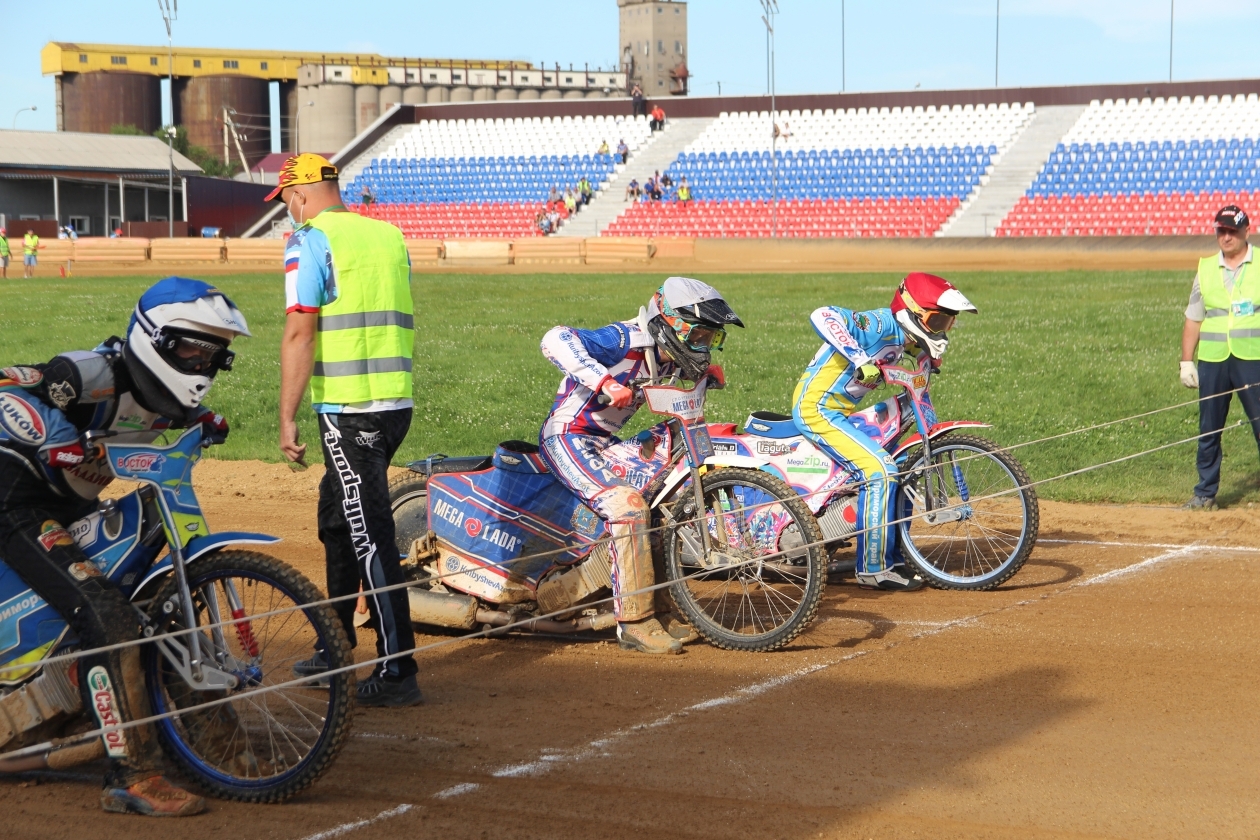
[994,0,1000,88]
[159,0,178,238]
[1168,0,1174,82]
[841,0,846,93]
[761,0,779,238]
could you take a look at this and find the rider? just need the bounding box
[539,277,743,655]
[792,272,976,591]
[0,277,249,816]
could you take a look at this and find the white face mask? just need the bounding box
[287,193,305,227]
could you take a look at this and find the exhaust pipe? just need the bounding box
[0,738,104,774]
[407,587,616,635]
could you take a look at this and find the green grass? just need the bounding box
[1,270,1257,506]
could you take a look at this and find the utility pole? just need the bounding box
[1168,0,1175,82]
[158,0,178,238]
[994,0,1000,87]
[761,0,779,238]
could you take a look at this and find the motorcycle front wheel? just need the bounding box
[663,467,827,652]
[896,433,1039,590]
[144,551,354,803]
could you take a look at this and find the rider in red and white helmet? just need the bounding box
[889,272,977,361]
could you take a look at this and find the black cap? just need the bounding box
[1215,205,1250,230]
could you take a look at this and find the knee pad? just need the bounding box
[596,486,648,525]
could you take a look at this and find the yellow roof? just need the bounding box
[41,42,532,82]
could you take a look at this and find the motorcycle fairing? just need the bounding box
[890,421,992,458]
[104,427,209,548]
[132,532,283,599]
[0,491,161,685]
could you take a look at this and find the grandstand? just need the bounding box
[343,115,652,237]
[605,103,1034,237]
[999,94,1260,237]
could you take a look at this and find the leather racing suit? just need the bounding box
[792,307,907,577]
[538,319,674,621]
[0,342,211,787]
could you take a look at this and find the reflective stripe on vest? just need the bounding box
[306,210,414,404]
[1196,254,1260,361]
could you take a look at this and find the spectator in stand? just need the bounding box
[578,176,594,207]
[616,139,629,162]
[647,177,663,202]
[564,188,578,215]
[659,170,673,190]
[360,185,376,206]
[650,104,666,132]
[631,84,645,118]
[625,178,642,201]
[537,211,552,235]
[597,140,610,157]
[676,177,692,206]
[0,228,9,279]
[548,184,562,205]
[547,207,562,232]
[774,121,793,141]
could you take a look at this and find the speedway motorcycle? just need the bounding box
[391,376,828,652]
[710,353,1039,590]
[0,426,352,801]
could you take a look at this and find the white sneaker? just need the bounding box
[856,565,925,591]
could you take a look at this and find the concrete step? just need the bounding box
[338,124,413,186]
[939,104,1088,237]
[558,117,715,238]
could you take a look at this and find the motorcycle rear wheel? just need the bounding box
[389,473,430,562]
[663,468,827,652]
[896,433,1039,590]
[144,551,354,803]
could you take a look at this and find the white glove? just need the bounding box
[1179,360,1199,389]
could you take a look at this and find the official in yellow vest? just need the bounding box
[273,153,422,707]
[1180,204,1260,509]
[22,229,40,279]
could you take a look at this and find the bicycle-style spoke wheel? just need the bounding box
[897,434,1039,590]
[145,551,353,803]
[663,468,826,651]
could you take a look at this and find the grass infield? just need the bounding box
[1,269,1256,506]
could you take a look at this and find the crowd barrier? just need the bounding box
[30,233,1216,275]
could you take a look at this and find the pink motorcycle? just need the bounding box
[707,353,1039,590]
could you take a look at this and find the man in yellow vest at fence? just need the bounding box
[1180,205,1260,509]
[273,153,422,706]
[23,228,41,279]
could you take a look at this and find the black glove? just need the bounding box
[196,409,229,445]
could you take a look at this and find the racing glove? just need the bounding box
[597,377,635,409]
[705,364,726,390]
[1179,361,1199,389]
[41,441,86,469]
[196,409,230,445]
[854,363,881,388]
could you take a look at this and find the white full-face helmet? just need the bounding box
[123,277,251,419]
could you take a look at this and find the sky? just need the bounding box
[4,0,1260,136]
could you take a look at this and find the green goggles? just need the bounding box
[679,323,726,352]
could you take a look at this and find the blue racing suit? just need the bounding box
[538,320,676,621]
[791,307,907,576]
[0,342,207,787]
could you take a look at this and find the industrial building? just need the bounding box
[0,130,199,237]
[619,0,689,96]
[41,42,628,164]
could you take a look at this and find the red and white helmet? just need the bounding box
[889,272,976,360]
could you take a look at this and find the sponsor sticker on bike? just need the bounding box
[570,506,601,538]
[0,366,43,388]
[87,666,129,758]
[464,517,483,538]
[37,521,74,551]
[115,452,165,474]
[68,561,102,581]
[0,393,47,445]
[756,440,797,456]
[69,514,101,548]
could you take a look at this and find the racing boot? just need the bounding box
[654,591,700,643]
[101,775,206,817]
[856,564,925,592]
[617,617,684,655]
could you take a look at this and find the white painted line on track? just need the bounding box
[434,541,1230,799]
[1079,545,1202,586]
[433,782,481,798]
[298,804,415,840]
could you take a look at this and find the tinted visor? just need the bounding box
[680,323,726,352]
[922,311,956,334]
[154,328,234,375]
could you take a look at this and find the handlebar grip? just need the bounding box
[596,395,611,405]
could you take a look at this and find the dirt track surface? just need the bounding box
[5,459,1258,840]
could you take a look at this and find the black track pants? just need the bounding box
[316,409,417,680]
[0,458,163,787]
[1194,356,1260,498]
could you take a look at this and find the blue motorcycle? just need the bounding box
[0,426,353,802]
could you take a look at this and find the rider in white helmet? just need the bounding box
[0,277,249,816]
[538,277,742,655]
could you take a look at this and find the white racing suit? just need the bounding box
[538,319,673,621]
